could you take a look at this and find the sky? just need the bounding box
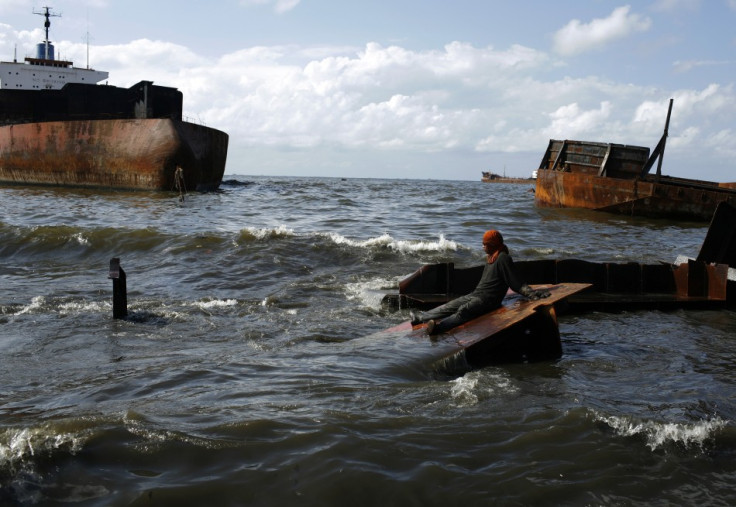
[1,0,735,181]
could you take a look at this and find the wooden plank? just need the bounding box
[365,283,591,367]
[439,283,590,348]
[598,143,612,176]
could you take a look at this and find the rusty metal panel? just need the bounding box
[673,263,689,297]
[672,260,728,300]
[535,167,736,221]
[707,263,728,300]
[0,118,228,190]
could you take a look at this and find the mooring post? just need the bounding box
[109,257,128,319]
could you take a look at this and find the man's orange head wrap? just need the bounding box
[482,229,508,263]
[482,230,503,248]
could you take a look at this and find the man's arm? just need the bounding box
[500,254,550,300]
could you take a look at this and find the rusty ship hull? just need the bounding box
[534,139,736,221]
[535,168,736,221]
[534,100,736,221]
[0,118,229,191]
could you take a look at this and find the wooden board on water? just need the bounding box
[365,283,591,364]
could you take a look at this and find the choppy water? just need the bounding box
[1,177,734,506]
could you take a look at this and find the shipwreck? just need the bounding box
[534,99,736,221]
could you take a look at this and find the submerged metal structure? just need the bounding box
[383,258,728,313]
[383,202,736,314]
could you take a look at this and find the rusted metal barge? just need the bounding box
[534,99,736,221]
[0,8,228,191]
[383,202,736,314]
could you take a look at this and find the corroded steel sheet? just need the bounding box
[383,258,729,311]
[367,283,589,366]
[535,169,736,221]
[0,118,228,191]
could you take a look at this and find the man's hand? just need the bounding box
[529,288,550,300]
[519,285,551,300]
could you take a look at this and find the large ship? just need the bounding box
[0,8,228,191]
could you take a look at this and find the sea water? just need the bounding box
[0,177,734,505]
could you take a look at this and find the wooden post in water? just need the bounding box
[109,257,128,319]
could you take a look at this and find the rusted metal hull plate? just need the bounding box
[535,169,736,221]
[366,283,590,366]
[0,118,229,191]
[383,257,730,312]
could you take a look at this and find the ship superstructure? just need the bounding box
[0,6,108,90]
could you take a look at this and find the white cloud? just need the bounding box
[81,37,728,179]
[2,18,735,180]
[553,6,652,56]
[546,101,613,138]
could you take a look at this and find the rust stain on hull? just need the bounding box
[535,169,736,221]
[534,139,736,221]
[0,118,228,191]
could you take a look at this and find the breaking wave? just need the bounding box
[0,425,87,475]
[449,369,520,407]
[319,232,459,253]
[593,411,729,451]
[344,276,400,310]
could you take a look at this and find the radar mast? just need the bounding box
[33,6,61,60]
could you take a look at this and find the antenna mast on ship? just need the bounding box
[83,31,92,69]
[33,6,61,60]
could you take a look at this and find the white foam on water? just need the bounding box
[344,276,399,310]
[594,411,728,451]
[72,232,90,246]
[58,300,108,315]
[450,373,480,406]
[192,299,238,310]
[0,426,85,471]
[14,295,46,316]
[243,224,296,240]
[450,370,519,406]
[322,232,458,254]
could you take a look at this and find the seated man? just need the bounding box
[410,229,549,335]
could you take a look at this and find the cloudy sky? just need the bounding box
[1,0,735,181]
